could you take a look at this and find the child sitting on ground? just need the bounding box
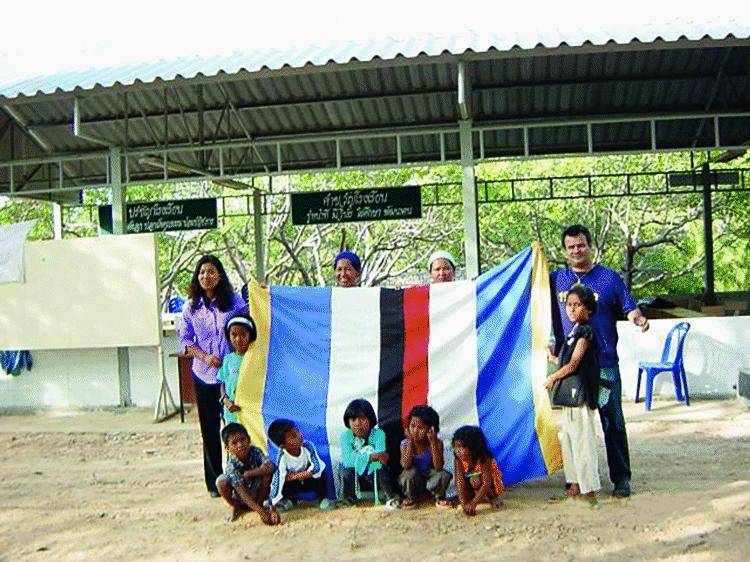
[340,398,401,509]
[544,284,601,506]
[216,313,256,423]
[452,425,505,516]
[398,405,452,508]
[267,418,331,511]
[216,423,279,525]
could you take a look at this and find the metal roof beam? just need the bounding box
[119,110,750,156]
[1,103,56,156]
[23,71,749,133]
[137,155,252,191]
[217,82,270,174]
[1,102,86,200]
[4,110,748,169]
[73,97,111,146]
[0,119,12,143]
[4,145,750,199]
[133,95,166,148]
[691,48,734,148]
[24,86,456,130]
[475,110,750,131]
[11,164,43,192]
[173,87,197,146]
[121,120,459,156]
[197,84,205,168]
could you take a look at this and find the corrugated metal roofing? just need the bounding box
[1,23,749,202]
[1,22,749,99]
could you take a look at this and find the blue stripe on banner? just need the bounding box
[476,247,548,486]
[261,286,335,498]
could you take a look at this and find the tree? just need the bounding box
[475,152,748,297]
[6,150,747,305]
[0,196,53,239]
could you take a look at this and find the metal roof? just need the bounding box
[1,24,748,99]
[1,23,749,202]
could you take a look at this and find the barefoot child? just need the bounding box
[267,418,331,510]
[399,405,452,508]
[216,423,279,525]
[544,285,601,506]
[453,425,505,516]
[216,314,256,423]
[340,398,401,508]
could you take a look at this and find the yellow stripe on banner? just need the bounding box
[234,280,271,455]
[530,243,563,474]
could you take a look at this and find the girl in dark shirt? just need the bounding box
[545,285,601,506]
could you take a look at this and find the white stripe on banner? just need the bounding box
[428,280,479,487]
[325,287,382,496]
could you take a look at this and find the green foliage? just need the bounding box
[4,150,749,305]
[0,196,53,239]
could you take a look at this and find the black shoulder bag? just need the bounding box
[551,374,586,407]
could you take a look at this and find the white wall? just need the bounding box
[617,316,750,400]
[0,336,180,409]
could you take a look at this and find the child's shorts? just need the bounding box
[216,473,263,500]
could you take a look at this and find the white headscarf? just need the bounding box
[428,250,457,270]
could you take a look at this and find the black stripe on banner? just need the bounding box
[378,288,405,480]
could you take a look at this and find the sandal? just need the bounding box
[318,498,336,510]
[275,498,294,512]
[435,497,454,509]
[402,498,417,510]
[385,498,402,510]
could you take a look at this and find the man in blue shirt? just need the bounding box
[551,225,649,498]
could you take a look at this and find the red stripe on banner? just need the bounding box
[401,284,430,427]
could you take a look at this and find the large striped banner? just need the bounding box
[236,244,562,495]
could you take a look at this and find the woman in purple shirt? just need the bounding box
[180,255,248,497]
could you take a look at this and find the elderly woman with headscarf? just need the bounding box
[333,251,362,288]
[428,250,457,283]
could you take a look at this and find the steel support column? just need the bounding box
[459,120,480,278]
[52,203,63,239]
[701,163,716,306]
[109,147,132,406]
[110,148,127,235]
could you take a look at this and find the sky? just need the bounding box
[0,0,748,84]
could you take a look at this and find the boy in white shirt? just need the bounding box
[268,419,331,510]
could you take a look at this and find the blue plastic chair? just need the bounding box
[635,322,691,411]
[168,296,186,313]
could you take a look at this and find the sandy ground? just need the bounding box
[1,399,749,561]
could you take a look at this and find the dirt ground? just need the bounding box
[1,399,749,561]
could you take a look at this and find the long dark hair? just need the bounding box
[452,425,492,464]
[188,255,235,312]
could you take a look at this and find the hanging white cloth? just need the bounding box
[0,220,37,284]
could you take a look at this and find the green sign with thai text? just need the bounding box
[291,186,422,225]
[99,198,217,233]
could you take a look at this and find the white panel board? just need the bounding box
[0,233,160,350]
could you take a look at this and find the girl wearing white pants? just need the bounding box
[545,285,601,505]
